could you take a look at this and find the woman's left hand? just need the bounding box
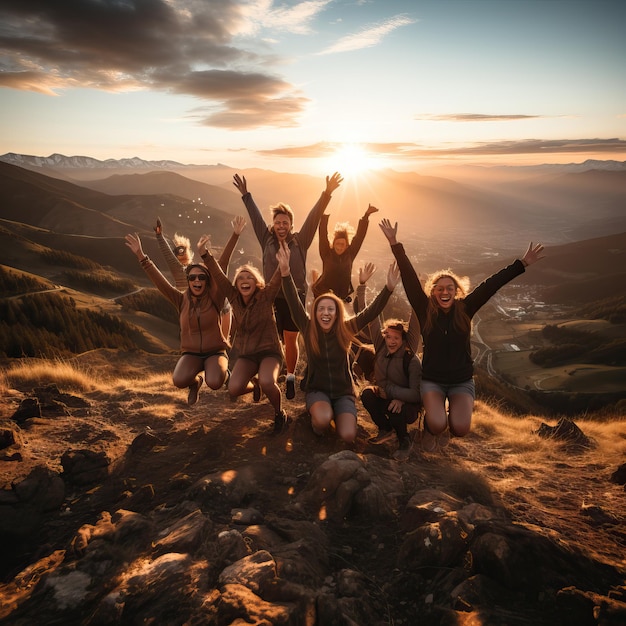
[522,242,545,267]
[386,261,400,291]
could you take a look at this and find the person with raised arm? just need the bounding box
[311,204,379,302]
[379,218,545,451]
[356,262,422,461]
[276,241,400,445]
[233,171,343,401]
[154,216,245,340]
[125,232,229,406]
[198,227,290,435]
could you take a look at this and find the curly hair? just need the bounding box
[423,269,471,335]
[234,264,265,289]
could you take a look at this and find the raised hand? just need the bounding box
[522,242,545,267]
[233,174,248,195]
[154,217,162,235]
[364,204,379,218]
[197,234,211,257]
[358,262,377,285]
[386,261,400,291]
[379,218,398,245]
[276,241,291,276]
[125,233,144,259]
[232,216,247,235]
[325,172,343,195]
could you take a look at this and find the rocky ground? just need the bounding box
[1,349,626,625]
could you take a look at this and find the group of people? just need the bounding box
[125,171,544,459]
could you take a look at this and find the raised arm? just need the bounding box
[318,213,331,258]
[218,216,247,273]
[154,217,187,290]
[352,262,398,333]
[198,235,236,303]
[349,204,379,258]
[234,174,268,245]
[297,172,343,249]
[277,242,309,332]
[354,262,380,347]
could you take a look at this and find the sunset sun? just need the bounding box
[327,143,383,177]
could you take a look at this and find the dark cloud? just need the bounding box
[0,0,306,128]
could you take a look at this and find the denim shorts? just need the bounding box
[306,391,357,417]
[420,378,475,400]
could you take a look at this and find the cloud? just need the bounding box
[241,0,333,36]
[316,15,416,55]
[0,0,308,128]
[254,139,626,160]
[416,114,547,122]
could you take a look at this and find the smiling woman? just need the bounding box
[328,143,383,177]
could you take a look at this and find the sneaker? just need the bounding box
[393,436,412,461]
[286,376,296,400]
[252,376,261,402]
[187,375,203,405]
[369,429,396,445]
[272,410,292,434]
[421,428,437,453]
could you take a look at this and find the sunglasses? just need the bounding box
[187,274,207,282]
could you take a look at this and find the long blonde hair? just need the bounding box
[423,270,471,335]
[307,293,356,357]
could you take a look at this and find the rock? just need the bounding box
[61,449,110,485]
[609,463,626,485]
[535,417,593,448]
[11,398,41,423]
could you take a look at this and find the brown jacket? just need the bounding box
[140,257,228,354]
[203,251,283,359]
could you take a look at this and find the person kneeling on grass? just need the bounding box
[277,241,400,445]
[356,262,422,461]
[379,218,545,452]
[198,230,290,435]
[125,232,229,405]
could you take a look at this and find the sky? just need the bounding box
[1,0,625,176]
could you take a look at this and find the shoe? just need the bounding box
[393,436,412,461]
[369,429,396,445]
[286,376,296,400]
[421,428,437,453]
[272,410,292,434]
[187,375,203,405]
[252,376,261,402]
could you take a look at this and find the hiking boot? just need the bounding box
[421,428,437,453]
[393,435,412,461]
[252,376,261,402]
[369,429,396,445]
[187,375,203,405]
[273,410,292,434]
[285,376,296,400]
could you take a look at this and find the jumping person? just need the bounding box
[198,231,290,434]
[311,204,379,301]
[356,263,422,461]
[125,232,229,405]
[233,171,343,400]
[277,241,400,445]
[379,218,544,451]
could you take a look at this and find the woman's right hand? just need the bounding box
[125,233,144,260]
[358,262,377,285]
[197,234,211,257]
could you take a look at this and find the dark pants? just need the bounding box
[361,388,420,439]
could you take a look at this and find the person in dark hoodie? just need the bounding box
[379,218,544,452]
[277,241,400,445]
[125,232,229,406]
[311,203,378,302]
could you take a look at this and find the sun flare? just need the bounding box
[327,143,383,177]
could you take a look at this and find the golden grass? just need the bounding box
[1,358,97,393]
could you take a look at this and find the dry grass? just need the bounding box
[1,358,98,393]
